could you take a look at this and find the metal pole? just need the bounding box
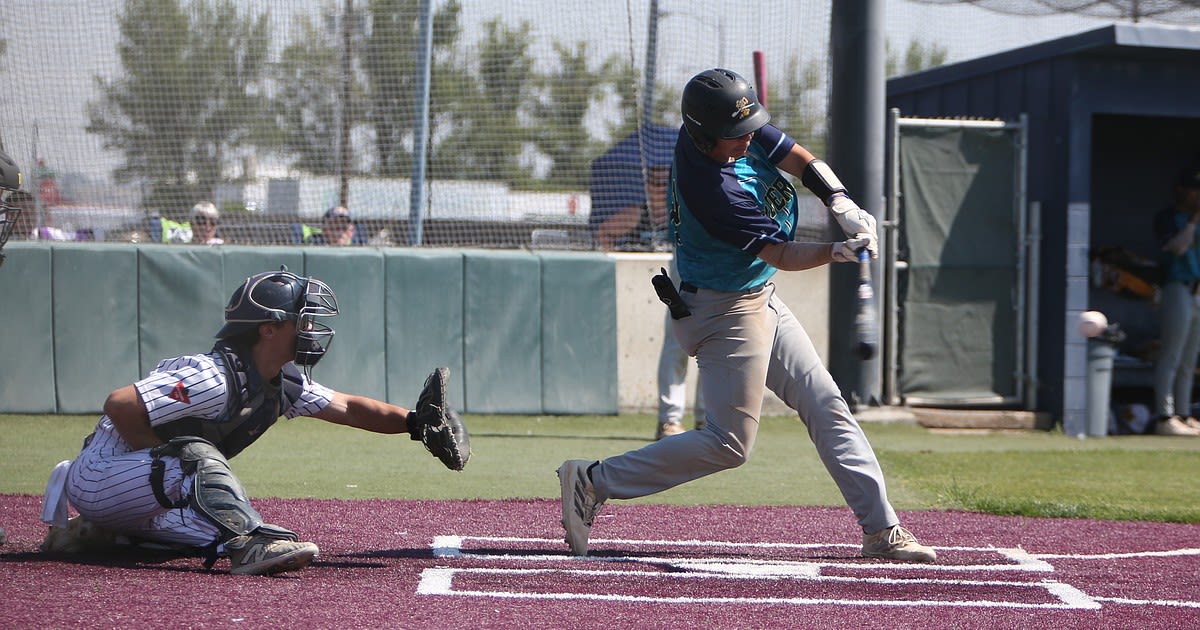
[884,108,900,405]
[829,0,885,407]
[642,0,659,133]
[338,0,352,207]
[408,0,434,246]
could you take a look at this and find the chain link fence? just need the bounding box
[0,0,1131,249]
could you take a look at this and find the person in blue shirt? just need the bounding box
[1151,164,1200,437]
[558,68,936,563]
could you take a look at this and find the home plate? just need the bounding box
[669,558,822,577]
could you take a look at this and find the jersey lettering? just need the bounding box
[763,177,795,220]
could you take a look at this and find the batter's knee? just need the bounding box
[708,442,751,470]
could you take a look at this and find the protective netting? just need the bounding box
[908,0,1200,21]
[0,1,1152,249]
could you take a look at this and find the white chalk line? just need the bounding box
[420,535,1198,610]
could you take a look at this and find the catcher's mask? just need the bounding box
[0,150,25,268]
[680,68,770,154]
[217,267,339,374]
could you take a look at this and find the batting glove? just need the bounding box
[831,235,873,263]
[829,193,878,254]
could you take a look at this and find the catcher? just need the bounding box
[40,267,470,575]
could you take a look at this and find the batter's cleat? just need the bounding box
[558,459,604,556]
[862,525,937,563]
[1186,417,1200,432]
[655,422,685,440]
[1155,416,1200,437]
[226,534,318,576]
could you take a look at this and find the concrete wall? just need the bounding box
[611,252,830,416]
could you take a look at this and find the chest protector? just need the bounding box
[151,343,304,459]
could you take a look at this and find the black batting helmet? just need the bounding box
[0,150,26,268]
[217,267,339,373]
[681,68,771,153]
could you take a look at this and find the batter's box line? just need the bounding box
[415,566,1101,610]
[430,535,1056,573]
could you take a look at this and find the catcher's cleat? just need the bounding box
[654,422,685,441]
[558,459,604,556]
[861,525,937,563]
[226,534,318,576]
[40,515,119,554]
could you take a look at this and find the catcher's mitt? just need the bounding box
[408,367,471,471]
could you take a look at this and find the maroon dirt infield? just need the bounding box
[2,494,1198,629]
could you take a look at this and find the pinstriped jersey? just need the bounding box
[80,351,334,458]
[669,124,798,292]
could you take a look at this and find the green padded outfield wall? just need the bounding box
[0,243,56,412]
[463,250,542,413]
[52,244,140,413]
[539,252,617,414]
[384,250,465,408]
[0,243,616,415]
[303,248,388,401]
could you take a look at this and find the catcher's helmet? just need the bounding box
[217,267,339,373]
[681,68,770,153]
[0,150,26,268]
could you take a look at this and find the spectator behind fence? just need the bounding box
[1150,162,1200,437]
[190,201,224,246]
[303,205,365,246]
[588,124,676,252]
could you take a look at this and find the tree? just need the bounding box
[436,18,533,183]
[363,0,463,178]
[886,39,949,77]
[767,57,828,158]
[530,42,624,189]
[272,10,367,175]
[87,0,270,216]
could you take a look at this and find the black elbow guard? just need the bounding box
[800,159,847,205]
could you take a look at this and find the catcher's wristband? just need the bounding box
[405,411,421,441]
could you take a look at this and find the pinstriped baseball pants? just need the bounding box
[67,446,221,547]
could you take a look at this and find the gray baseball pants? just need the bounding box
[591,282,900,534]
[1154,280,1200,418]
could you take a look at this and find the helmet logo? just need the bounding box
[731,97,753,121]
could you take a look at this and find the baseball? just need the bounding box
[1078,310,1108,338]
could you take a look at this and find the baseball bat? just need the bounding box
[753,51,767,107]
[854,248,878,360]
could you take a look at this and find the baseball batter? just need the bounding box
[41,268,470,575]
[559,68,936,562]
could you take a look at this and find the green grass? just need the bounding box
[3,413,1198,523]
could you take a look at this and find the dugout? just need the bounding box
[885,22,1200,429]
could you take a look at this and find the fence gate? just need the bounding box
[883,111,1035,408]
